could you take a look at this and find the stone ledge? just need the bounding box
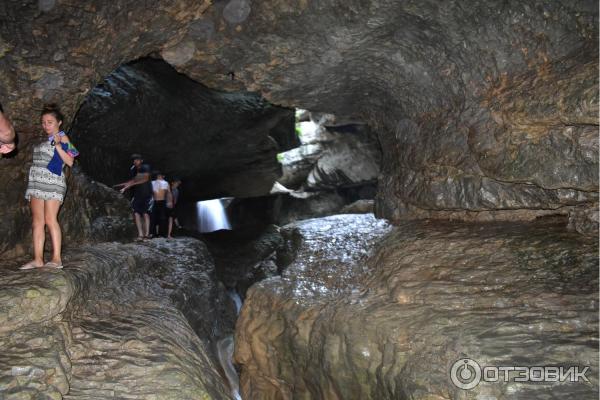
[0,238,233,399]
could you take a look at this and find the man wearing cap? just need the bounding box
[115,154,153,239]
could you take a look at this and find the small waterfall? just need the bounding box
[227,288,243,314]
[217,336,242,400]
[218,287,243,399]
[196,198,232,233]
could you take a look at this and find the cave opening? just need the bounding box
[70,57,383,237]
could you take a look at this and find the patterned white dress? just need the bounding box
[25,140,67,202]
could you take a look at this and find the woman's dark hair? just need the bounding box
[41,103,64,124]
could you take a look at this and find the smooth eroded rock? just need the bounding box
[235,215,598,399]
[1,238,234,399]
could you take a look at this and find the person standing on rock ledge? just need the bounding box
[114,154,153,240]
[20,104,79,270]
[0,102,16,155]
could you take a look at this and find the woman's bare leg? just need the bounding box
[44,199,62,264]
[167,216,173,238]
[30,198,45,266]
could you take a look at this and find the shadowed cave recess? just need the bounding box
[0,1,598,399]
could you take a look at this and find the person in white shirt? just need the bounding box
[151,171,170,237]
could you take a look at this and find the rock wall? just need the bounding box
[0,1,597,255]
[235,214,599,399]
[279,113,381,192]
[0,237,235,399]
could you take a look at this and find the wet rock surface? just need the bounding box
[235,214,598,399]
[0,238,234,399]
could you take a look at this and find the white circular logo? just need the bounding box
[450,358,482,390]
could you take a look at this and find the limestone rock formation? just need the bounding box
[1,238,235,399]
[279,114,381,192]
[0,1,597,256]
[235,214,599,399]
[305,124,381,190]
[275,191,347,226]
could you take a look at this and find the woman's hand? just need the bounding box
[53,132,61,145]
[0,141,15,154]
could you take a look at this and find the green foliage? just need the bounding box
[276,153,284,162]
[295,124,302,138]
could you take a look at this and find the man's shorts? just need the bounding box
[132,196,152,215]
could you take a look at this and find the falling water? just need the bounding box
[196,198,232,233]
[218,287,243,399]
[227,288,243,314]
[217,336,242,400]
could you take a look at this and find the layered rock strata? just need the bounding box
[235,214,599,399]
[1,238,234,399]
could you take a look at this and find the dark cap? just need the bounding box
[131,153,143,160]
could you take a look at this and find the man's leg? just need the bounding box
[134,212,144,238]
[143,213,151,237]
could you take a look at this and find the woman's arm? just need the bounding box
[55,134,75,167]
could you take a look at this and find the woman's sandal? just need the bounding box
[43,261,63,269]
[19,261,43,270]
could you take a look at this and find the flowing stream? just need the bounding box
[218,288,243,400]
